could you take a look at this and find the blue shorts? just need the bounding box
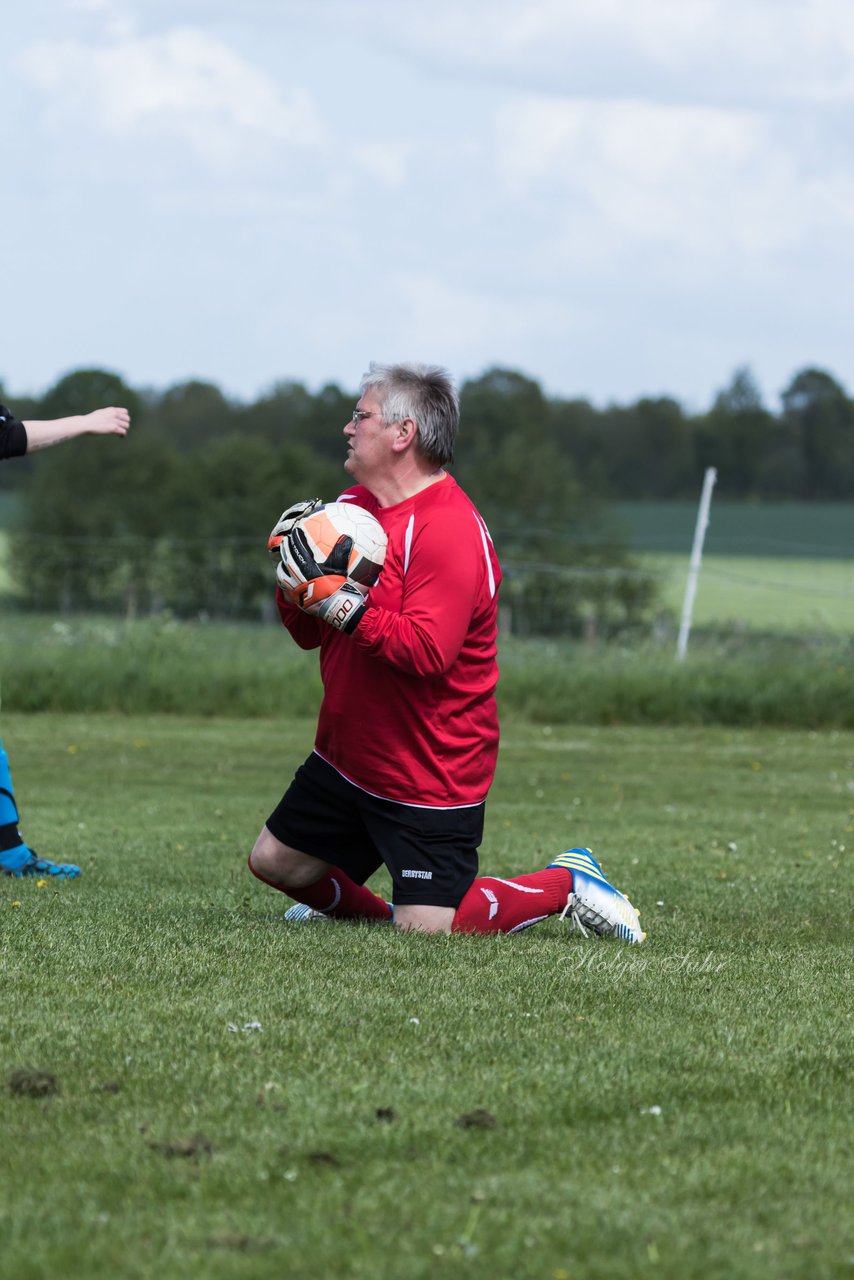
[265,753,484,907]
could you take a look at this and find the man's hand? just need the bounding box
[282,526,367,633]
[267,499,323,556]
[276,558,302,596]
[84,407,130,436]
[287,574,367,633]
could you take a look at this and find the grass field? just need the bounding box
[1,713,852,1279]
[616,500,853,637]
[642,553,854,635]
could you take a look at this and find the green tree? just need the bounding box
[239,381,316,446]
[696,366,777,496]
[306,383,359,462]
[39,368,141,422]
[548,398,610,495]
[11,421,342,618]
[149,380,236,450]
[600,398,694,498]
[9,364,670,631]
[239,380,357,463]
[456,369,659,638]
[781,367,854,498]
[459,368,549,465]
[11,430,181,613]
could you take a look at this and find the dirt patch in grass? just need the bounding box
[8,1068,58,1098]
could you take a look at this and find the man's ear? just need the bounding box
[391,416,418,453]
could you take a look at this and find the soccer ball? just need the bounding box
[284,501,387,593]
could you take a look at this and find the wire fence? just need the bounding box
[2,532,852,640]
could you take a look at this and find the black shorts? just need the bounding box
[265,753,483,908]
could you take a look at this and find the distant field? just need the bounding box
[644,553,854,635]
[2,499,851,637]
[3,497,850,550]
[1,551,851,638]
[615,500,852,557]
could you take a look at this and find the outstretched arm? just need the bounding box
[22,406,130,452]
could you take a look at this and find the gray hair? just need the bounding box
[360,361,459,467]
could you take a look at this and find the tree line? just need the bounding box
[2,361,851,633]
[3,361,851,504]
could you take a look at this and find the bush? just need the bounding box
[1,617,851,727]
[501,560,661,639]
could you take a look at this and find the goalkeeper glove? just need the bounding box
[267,499,323,556]
[283,526,367,634]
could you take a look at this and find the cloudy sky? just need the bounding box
[5,0,854,411]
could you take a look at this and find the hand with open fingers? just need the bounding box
[267,498,323,556]
[284,526,367,633]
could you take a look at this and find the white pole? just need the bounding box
[676,466,717,661]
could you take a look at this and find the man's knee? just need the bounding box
[248,828,327,888]
[393,904,456,934]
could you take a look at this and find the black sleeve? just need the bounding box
[0,404,28,461]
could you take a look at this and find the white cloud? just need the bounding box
[495,95,854,255]
[6,0,854,407]
[325,0,854,107]
[63,0,119,11]
[393,272,581,353]
[17,27,324,166]
[352,142,411,189]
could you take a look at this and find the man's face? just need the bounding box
[343,389,391,483]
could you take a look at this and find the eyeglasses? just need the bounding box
[351,409,375,424]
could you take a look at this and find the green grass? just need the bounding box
[1,713,852,1279]
[2,615,852,727]
[643,553,854,635]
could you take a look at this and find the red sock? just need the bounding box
[249,858,391,922]
[298,869,392,921]
[452,868,571,934]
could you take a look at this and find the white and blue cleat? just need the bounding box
[283,901,394,924]
[548,847,645,943]
[283,902,332,923]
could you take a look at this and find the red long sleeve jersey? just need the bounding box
[276,475,502,807]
